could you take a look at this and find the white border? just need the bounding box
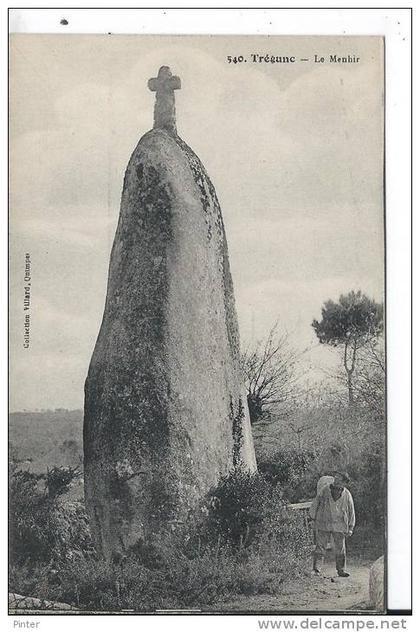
[6,7,413,36]
[4,5,412,625]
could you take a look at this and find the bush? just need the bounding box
[347,446,385,528]
[258,448,317,502]
[46,466,81,499]
[9,466,92,565]
[203,470,285,547]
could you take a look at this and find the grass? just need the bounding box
[9,537,313,611]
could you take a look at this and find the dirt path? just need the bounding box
[211,559,375,613]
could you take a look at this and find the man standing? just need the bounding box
[309,471,356,577]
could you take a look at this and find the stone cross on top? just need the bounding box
[148,66,181,136]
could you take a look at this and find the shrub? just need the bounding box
[202,470,284,547]
[258,448,317,502]
[9,466,92,565]
[46,466,81,499]
[347,446,385,528]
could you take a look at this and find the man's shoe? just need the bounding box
[337,571,350,578]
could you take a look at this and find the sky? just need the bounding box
[9,35,384,411]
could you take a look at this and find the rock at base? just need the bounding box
[9,593,76,612]
[369,555,384,610]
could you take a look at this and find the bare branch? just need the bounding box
[241,323,307,423]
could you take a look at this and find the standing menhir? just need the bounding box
[83,66,256,560]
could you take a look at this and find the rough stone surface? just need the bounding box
[9,593,76,612]
[369,555,385,611]
[84,125,256,560]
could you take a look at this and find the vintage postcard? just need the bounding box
[9,34,385,614]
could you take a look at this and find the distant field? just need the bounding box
[7,408,332,473]
[9,410,83,474]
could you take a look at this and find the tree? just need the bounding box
[241,324,302,424]
[312,290,384,405]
